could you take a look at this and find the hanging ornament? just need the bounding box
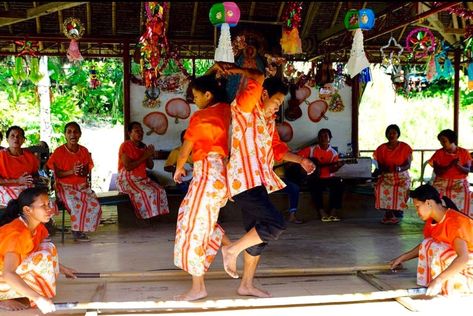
[467,63,473,90]
[333,63,346,90]
[15,40,39,57]
[425,55,437,82]
[346,29,370,78]
[344,9,375,31]
[405,27,436,60]
[89,65,100,89]
[63,17,85,63]
[280,2,303,55]
[209,2,241,63]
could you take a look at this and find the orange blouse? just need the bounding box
[428,147,472,179]
[298,145,339,178]
[184,102,231,162]
[373,142,412,172]
[0,149,39,180]
[118,140,148,178]
[46,144,94,185]
[0,218,49,270]
[423,209,473,251]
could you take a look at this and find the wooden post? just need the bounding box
[351,75,360,156]
[453,48,460,139]
[123,41,131,140]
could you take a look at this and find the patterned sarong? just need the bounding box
[417,238,473,295]
[432,177,472,217]
[116,172,169,219]
[374,170,411,210]
[174,153,227,276]
[55,182,102,232]
[0,184,31,206]
[0,242,59,303]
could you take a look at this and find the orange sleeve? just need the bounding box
[184,114,201,143]
[460,148,472,165]
[423,220,433,238]
[0,229,22,256]
[297,147,311,159]
[272,129,289,162]
[235,78,263,113]
[428,149,441,167]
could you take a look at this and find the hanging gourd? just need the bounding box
[209,2,241,63]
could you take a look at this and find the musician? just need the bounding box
[298,128,345,222]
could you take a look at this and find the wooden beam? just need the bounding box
[123,41,131,141]
[420,3,456,44]
[190,2,198,36]
[2,2,14,35]
[112,2,116,36]
[249,2,256,20]
[351,75,360,157]
[139,2,144,34]
[0,2,87,27]
[330,2,343,28]
[33,2,43,50]
[86,2,91,35]
[301,2,320,39]
[57,10,65,52]
[453,48,460,137]
[277,2,285,21]
[452,14,460,42]
[0,10,27,19]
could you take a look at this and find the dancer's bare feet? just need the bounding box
[0,299,28,311]
[237,284,271,298]
[221,245,239,279]
[173,288,208,301]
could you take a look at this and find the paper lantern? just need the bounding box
[359,9,375,30]
[344,9,359,30]
[209,2,241,63]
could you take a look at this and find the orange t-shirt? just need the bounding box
[423,209,473,252]
[46,144,94,185]
[184,102,231,162]
[0,218,49,270]
[0,149,39,180]
[428,147,472,179]
[373,142,412,172]
[118,140,148,178]
[298,145,338,178]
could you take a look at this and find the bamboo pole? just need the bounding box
[54,287,426,311]
[73,264,393,280]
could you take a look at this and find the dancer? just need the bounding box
[214,62,315,297]
[173,74,231,300]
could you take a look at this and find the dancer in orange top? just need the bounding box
[0,126,39,206]
[46,122,102,242]
[428,129,472,217]
[117,122,169,219]
[0,187,76,313]
[173,74,231,301]
[390,184,473,296]
[373,124,412,224]
[214,62,315,297]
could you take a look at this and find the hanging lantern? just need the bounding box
[280,2,303,55]
[344,9,359,30]
[359,9,375,30]
[209,2,241,63]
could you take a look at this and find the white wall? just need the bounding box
[130,81,352,185]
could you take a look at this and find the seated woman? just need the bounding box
[46,122,102,242]
[390,184,473,296]
[117,122,169,219]
[0,126,39,206]
[0,187,76,313]
[297,128,344,222]
[373,124,412,224]
[428,129,472,217]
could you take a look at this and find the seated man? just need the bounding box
[298,128,345,222]
[164,130,193,193]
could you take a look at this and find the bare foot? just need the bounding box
[0,299,28,311]
[237,284,272,298]
[221,245,239,279]
[173,288,208,301]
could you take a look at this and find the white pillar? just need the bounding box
[38,56,52,144]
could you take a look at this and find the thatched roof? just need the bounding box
[0,2,470,62]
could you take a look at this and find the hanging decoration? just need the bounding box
[276,122,294,142]
[264,53,286,77]
[89,65,100,89]
[209,2,241,63]
[346,28,371,80]
[143,111,168,135]
[405,27,436,60]
[379,36,405,91]
[165,98,191,124]
[333,63,346,90]
[433,41,453,80]
[319,83,344,112]
[15,40,39,57]
[467,63,473,90]
[425,54,437,82]
[280,2,303,55]
[343,8,375,31]
[63,17,85,63]
[307,100,329,123]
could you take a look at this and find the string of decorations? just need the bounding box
[433,2,473,19]
[280,2,303,55]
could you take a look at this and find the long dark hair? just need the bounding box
[409,184,459,211]
[0,187,49,226]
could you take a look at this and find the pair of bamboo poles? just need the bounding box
[54,264,427,312]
